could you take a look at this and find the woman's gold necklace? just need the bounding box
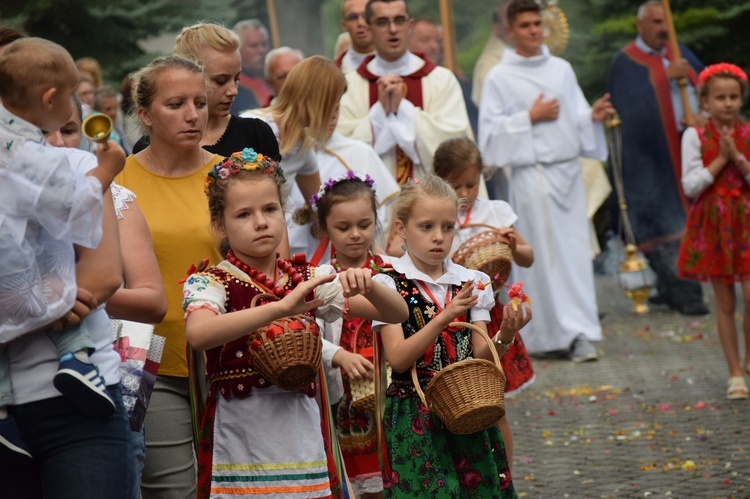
[146,148,208,176]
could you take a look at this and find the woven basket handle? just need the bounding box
[410,321,502,408]
[458,223,503,232]
[250,293,278,308]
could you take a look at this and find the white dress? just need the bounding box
[478,46,607,354]
[450,198,518,255]
[183,262,381,498]
[0,105,103,342]
[237,111,319,183]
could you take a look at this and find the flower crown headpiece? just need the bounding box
[308,170,376,211]
[204,148,285,194]
[699,63,748,87]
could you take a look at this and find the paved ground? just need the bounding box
[508,271,750,498]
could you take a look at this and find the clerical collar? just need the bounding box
[347,49,371,67]
[369,51,422,76]
[502,44,550,66]
[635,36,666,57]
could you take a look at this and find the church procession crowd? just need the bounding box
[1,0,749,497]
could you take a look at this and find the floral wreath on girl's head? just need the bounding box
[699,63,749,87]
[204,147,285,194]
[308,170,376,211]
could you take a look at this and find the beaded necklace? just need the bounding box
[226,250,304,298]
[330,249,383,275]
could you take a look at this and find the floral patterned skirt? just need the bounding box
[488,299,535,396]
[382,394,517,498]
[677,191,750,283]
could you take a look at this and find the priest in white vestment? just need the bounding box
[336,0,473,185]
[478,0,613,361]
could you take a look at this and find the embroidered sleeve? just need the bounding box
[182,271,227,317]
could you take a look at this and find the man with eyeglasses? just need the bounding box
[335,0,375,74]
[337,0,473,207]
[231,19,273,114]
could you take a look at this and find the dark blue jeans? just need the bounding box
[0,385,131,499]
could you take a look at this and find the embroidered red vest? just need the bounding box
[202,258,318,400]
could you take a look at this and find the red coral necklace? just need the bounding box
[226,250,303,298]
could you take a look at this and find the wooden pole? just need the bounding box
[266,0,281,49]
[661,0,693,124]
[438,0,456,73]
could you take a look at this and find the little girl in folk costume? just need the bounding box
[434,137,535,466]
[375,175,531,498]
[676,63,750,400]
[312,172,389,498]
[182,149,408,499]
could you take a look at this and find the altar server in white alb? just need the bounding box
[478,0,614,361]
[336,0,473,188]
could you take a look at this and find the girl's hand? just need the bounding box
[332,350,374,381]
[442,282,478,323]
[719,126,737,161]
[278,273,336,316]
[497,227,518,254]
[497,303,532,341]
[340,268,372,298]
[721,126,741,163]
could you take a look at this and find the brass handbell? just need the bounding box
[82,113,112,144]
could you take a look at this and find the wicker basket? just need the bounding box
[348,320,391,412]
[411,322,506,435]
[249,293,322,391]
[452,224,512,291]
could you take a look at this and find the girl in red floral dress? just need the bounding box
[434,137,536,466]
[312,172,389,498]
[677,63,750,400]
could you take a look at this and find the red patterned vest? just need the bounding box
[203,257,318,399]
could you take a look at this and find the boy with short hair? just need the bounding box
[0,37,126,463]
[478,0,613,362]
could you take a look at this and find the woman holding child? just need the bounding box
[0,38,130,499]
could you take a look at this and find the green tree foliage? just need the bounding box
[0,0,237,85]
[3,0,747,99]
[570,0,750,97]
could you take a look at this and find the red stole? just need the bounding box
[356,53,437,186]
[623,42,699,211]
[333,50,346,69]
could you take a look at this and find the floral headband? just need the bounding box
[204,148,285,194]
[308,170,376,211]
[699,63,748,87]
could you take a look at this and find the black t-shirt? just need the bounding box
[131,115,281,161]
